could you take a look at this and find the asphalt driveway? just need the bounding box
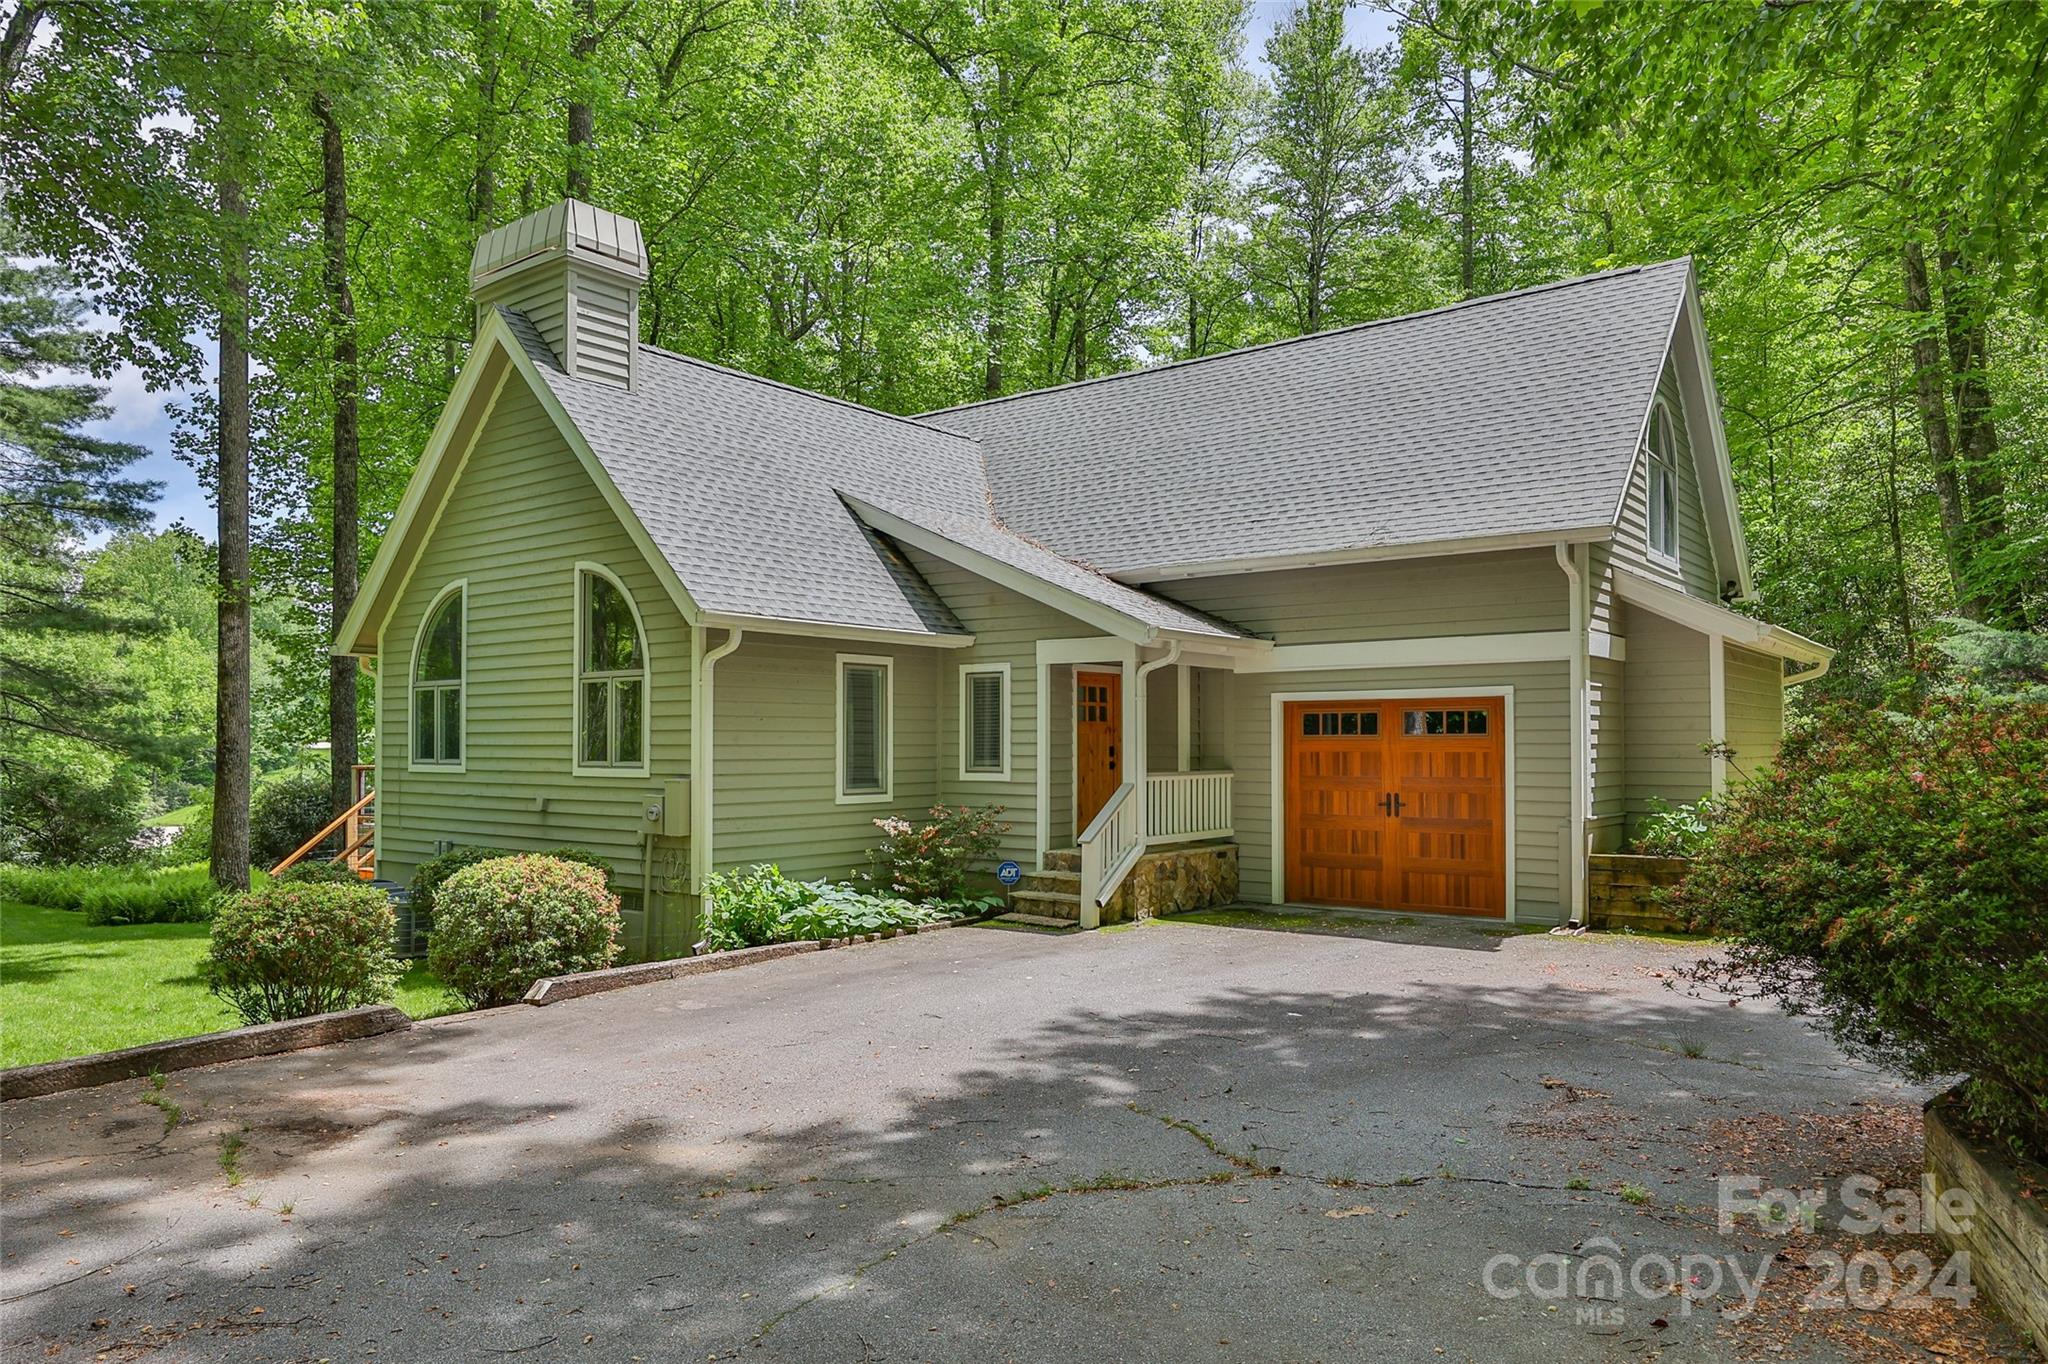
[1,916,2028,1362]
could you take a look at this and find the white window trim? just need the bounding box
[957,661,1011,782]
[835,652,895,805]
[571,561,653,778]
[1267,686,1517,923]
[1645,398,1682,569]
[407,578,468,774]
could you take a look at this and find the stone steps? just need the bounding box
[1019,869,1079,896]
[990,912,1081,931]
[1043,848,1080,873]
[1008,889,1082,921]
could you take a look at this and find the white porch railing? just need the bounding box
[1145,770,1233,844]
[1077,782,1142,928]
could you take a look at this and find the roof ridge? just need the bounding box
[635,341,983,445]
[918,257,1693,420]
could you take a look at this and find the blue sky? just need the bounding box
[80,2,1400,542]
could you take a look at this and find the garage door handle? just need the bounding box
[1381,793,1404,816]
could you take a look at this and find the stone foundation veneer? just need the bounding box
[1099,843,1239,924]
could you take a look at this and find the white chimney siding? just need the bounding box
[469,199,648,391]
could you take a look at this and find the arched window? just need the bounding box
[575,565,648,773]
[412,583,465,768]
[1646,398,1680,562]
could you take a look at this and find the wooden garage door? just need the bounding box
[1284,698,1506,917]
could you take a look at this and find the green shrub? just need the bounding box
[1630,796,1719,857]
[865,804,1009,903]
[704,863,943,952]
[276,860,362,886]
[427,855,621,1008]
[205,881,402,1024]
[409,844,612,920]
[1673,692,2048,1158]
[248,765,338,868]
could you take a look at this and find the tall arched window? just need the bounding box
[575,565,648,773]
[412,583,465,768]
[1646,398,1680,563]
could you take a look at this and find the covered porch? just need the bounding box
[1026,638,1244,927]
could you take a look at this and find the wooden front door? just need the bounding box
[1284,697,1506,917]
[1075,670,1123,835]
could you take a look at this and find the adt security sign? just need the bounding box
[996,861,1023,886]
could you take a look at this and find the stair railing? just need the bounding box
[269,786,376,878]
[1076,782,1140,930]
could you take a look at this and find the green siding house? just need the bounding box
[336,199,1831,953]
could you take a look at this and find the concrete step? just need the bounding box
[1009,889,1082,921]
[1020,869,1079,896]
[991,912,1080,931]
[1043,848,1080,873]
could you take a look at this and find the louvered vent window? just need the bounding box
[840,660,890,797]
[964,669,1005,774]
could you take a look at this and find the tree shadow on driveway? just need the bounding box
[0,926,2025,1363]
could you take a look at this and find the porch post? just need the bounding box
[1034,656,1052,866]
[1176,664,1192,771]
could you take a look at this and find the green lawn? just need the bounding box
[0,901,461,1070]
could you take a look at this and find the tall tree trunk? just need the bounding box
[1900,240,1985,621]
[1882,354,1915,656]
[210,155,253,892]
[472,0,499,227]
[0,1,46,95]
[314,91,360,821]
[1936,245,2025,628]
[1457,64,1474,299]
[982,75,1010,399]
[567,0,596,198]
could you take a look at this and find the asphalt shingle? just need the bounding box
[921,260,1694,577]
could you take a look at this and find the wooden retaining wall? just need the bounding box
[1585,853,1694,932]
[1926,1090,2048,1352]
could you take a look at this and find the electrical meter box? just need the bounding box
[658,777,689,838]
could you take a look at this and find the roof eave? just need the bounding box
[1112,526,1615,585]
[700,611,976,650]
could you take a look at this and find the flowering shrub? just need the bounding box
[206,881,401,1024]
[409,844,611,919]
[865,804,1009,902]
[1673,692,2048,1158]
[703,863,943,952]
[427,855,621,1008]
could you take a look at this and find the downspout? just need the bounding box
[689,626,743,917]
[1132,640,1183,844]
[1555,543,1587,928]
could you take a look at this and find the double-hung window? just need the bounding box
[837,655,893,802]
[575,566,648,774]
[1646,399,1680,563]
[959,663,1009,781]
[411,583,465,768]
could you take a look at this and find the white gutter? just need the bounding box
[1132,640,1183,812]
[1555,543,1588,927]
[689,626,744,902]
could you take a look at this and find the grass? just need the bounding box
[1,900,461,1070]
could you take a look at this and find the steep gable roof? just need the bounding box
[920,260,1698,581]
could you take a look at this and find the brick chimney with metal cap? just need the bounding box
[469,199,648,391]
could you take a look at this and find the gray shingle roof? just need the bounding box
[842,493,1250,640]
[504,258,1694,640]
[920,260,1694,577]
[510,313,1236,640]
[512,312,978,637]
